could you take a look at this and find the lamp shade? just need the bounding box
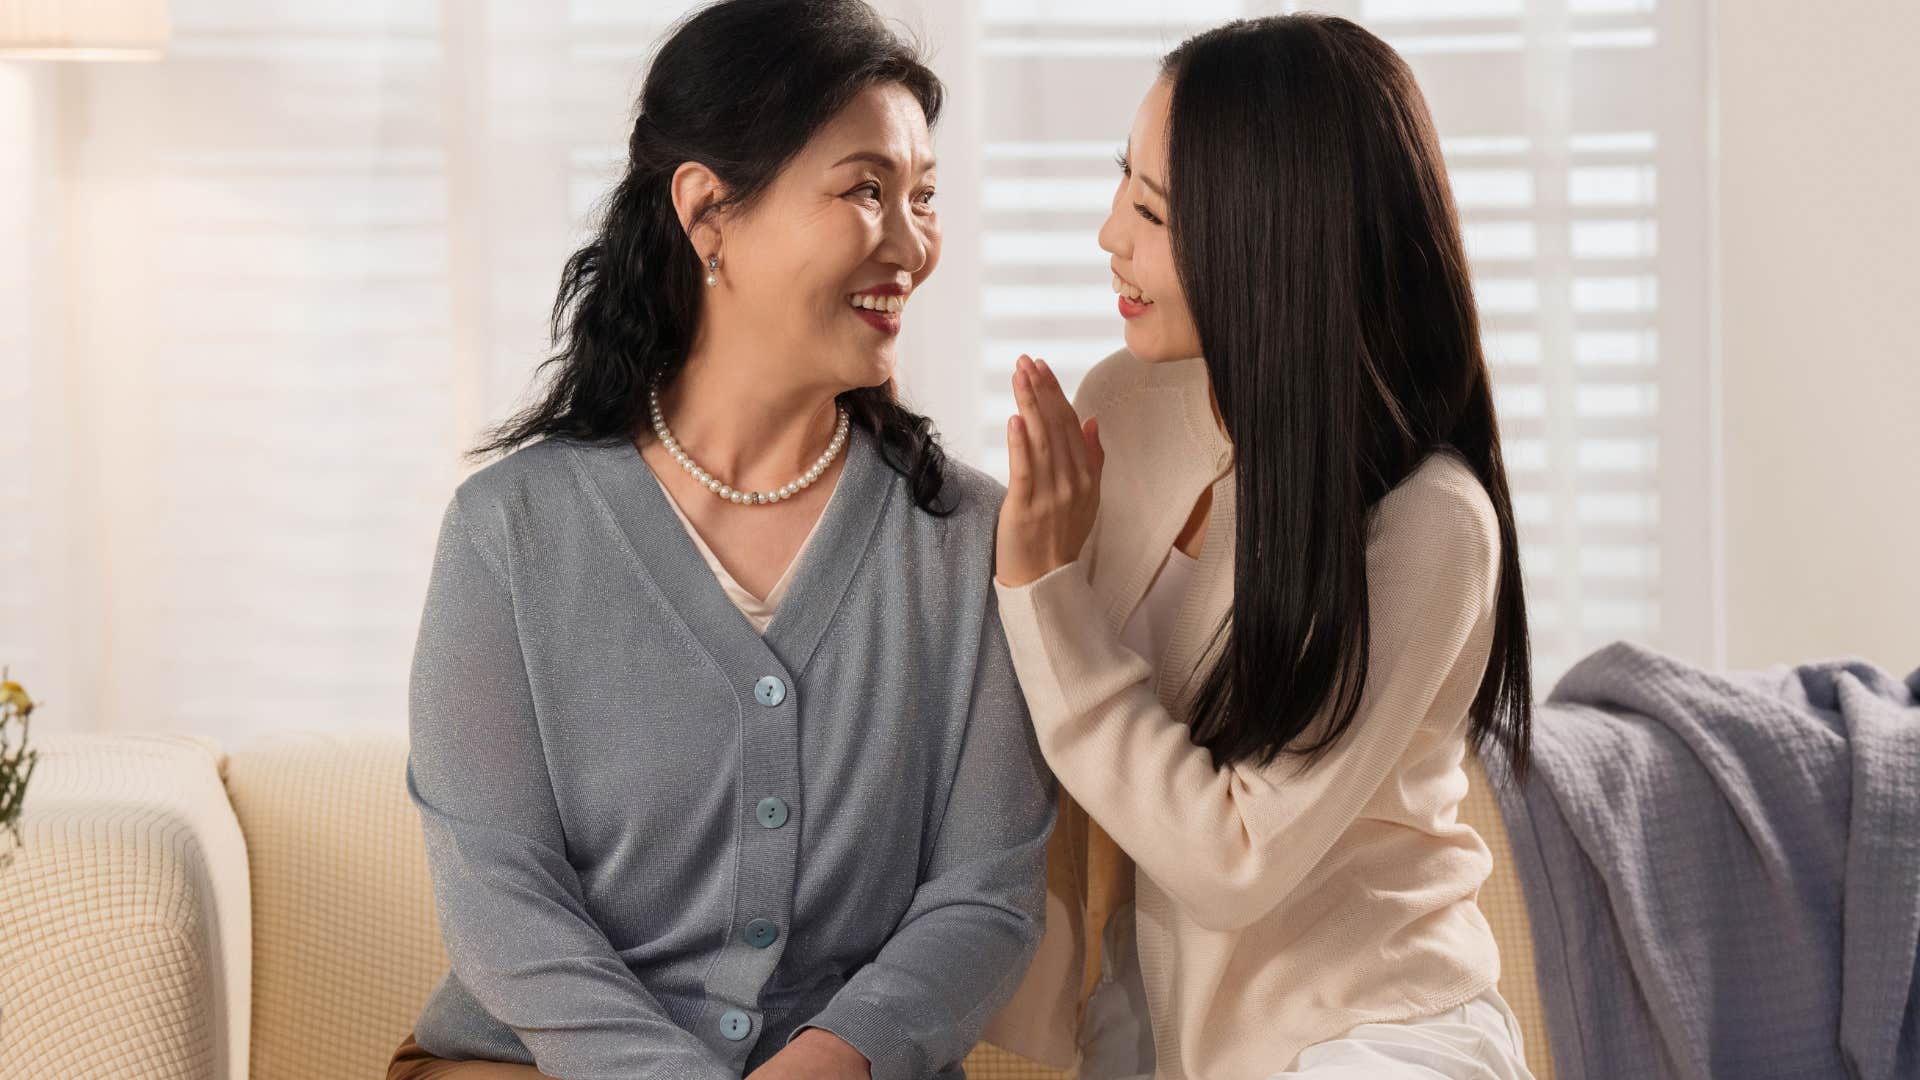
[0,0,170,60]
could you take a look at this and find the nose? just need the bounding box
[1097,176,1129,258]
[877,197,931,276]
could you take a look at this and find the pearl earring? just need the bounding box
[705,254,719,287]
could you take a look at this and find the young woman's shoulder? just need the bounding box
[1370,448,1500,591]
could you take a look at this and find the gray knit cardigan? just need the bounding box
[406,424,1056,1079]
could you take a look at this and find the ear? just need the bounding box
[669,161,727,261]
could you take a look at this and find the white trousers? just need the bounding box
[1260,986,1537,1079]
[1079,899,1537,1080]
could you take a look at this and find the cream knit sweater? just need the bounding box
[981,349,1505,1079]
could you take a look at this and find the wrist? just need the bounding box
[792,1027,871,1076]
[996,558,1079,592]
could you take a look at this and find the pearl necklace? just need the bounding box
[648,384,849,506]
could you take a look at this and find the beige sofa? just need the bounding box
[0,731,1555,1079]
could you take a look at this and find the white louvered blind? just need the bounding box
[53,1,459,741]
[0,1,706,739]
[895,0,1713,685]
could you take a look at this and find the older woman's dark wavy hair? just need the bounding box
[472,0,955,514]
[1162,15,1534,779]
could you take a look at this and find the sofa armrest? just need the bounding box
[0,733,251,1080]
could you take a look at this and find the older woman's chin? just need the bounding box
[850,346,898,387]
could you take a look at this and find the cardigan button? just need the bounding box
[754,675,787,707]
[743,917,780,949]
[756,796,789,829]
[719,1008,753,1041]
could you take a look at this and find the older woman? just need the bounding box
[387,2,1055,1078]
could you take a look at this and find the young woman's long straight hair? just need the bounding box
[470,0,955,514]
[1163,15,1533,778]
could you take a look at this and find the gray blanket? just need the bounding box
[1483,642,1920,1079]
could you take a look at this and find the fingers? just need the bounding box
[1021,356,1070,498]
[1012,355,1052,503]
[1016,354,1086,502]
[1005,412,1032,506]
[1032,357,1088,486]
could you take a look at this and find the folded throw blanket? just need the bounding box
[1483,641,1920,1080]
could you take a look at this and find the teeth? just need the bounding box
[1111,274,1152,304]
[848,293,907,314]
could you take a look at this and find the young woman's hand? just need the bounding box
[995,353,1104,588]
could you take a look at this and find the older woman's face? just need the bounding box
[713,82,941,388]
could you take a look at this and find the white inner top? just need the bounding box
[645,461,838,635]
[1117,544,1200,671]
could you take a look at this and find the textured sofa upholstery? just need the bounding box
[0,734,251,1079]
[2,732,1553,1079]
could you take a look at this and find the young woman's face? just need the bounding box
[713,82,941,388]
[1098,79,1203,364]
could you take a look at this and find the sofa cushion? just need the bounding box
[1460,752,1554,1080]
[219,733,1548,1079]
[223,732,445,1080]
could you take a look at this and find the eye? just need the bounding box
[850,181,882,201]
[915,188,937,208]
[1134,203,1163,226]
[1114,149,1130,176]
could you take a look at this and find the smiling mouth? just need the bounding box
[1112,274,1154,306]
[847,291,906,336]
[847,291,908,314]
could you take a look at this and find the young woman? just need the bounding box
[389,2,1055,1078]
[987,15,1536,1080]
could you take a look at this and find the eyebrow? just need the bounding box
[831,151,937,173]
[1124,138,1166,199]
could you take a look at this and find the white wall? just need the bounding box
[1714,1,1920,672]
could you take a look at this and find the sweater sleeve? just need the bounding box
[407,495,736,1079]
[791,585,1059,1080]
[993,467,1499,934]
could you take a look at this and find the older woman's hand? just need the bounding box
[995,353,1104,589]
[744,1027,870,1080]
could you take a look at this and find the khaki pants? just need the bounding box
[386,1030,556,1079]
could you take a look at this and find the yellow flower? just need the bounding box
[0,681,32,717]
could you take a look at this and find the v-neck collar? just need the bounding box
[1086,354,1237,713]
[566,420,895,681]
[646,456,831,616]
[1093,356,1233,628]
